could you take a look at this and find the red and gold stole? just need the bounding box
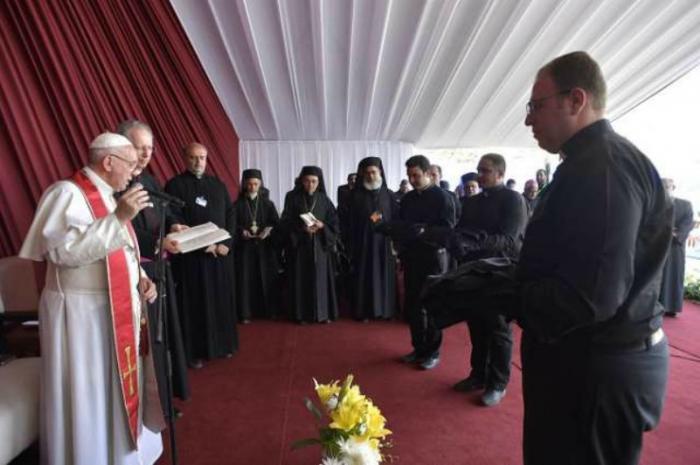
[71,170,141,447]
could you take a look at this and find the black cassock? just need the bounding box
[660,197,694,313]
[233,195,281,320]
[125,172,190,405]
[347,186,398,320]
[165,172,238,361]
[280,190,339,323]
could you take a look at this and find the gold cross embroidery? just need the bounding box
[122,345,137,396]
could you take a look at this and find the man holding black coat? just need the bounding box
[450,153,527,406]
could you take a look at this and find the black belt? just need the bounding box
[593,328,665,353]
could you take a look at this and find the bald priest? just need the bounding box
[19,132,164,465]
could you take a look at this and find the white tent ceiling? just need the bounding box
[171,0,700,149]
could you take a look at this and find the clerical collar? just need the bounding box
[481,184,505,196]
[83,166,114,195]
[187,170,204,179]
[248,192,258,200]
[559,119,611,161]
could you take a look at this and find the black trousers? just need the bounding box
[467,314,512,390]
[521,331,668,465]
[402,248,447,356]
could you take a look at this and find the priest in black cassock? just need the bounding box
[165,142,238,368]
[659,178,695,316]
[347,157,398,321]
[280,166,339,324]
[233,169,281,322]
[117,119,190,411]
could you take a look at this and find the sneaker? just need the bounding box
[419,355,440,370]
[453,377,485,392]
[481,388,506,407]
[400,351,420,363]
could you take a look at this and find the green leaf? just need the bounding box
[304,397,323,420]
[291,438,322,450]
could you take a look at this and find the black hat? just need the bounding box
[242,169,263,181]
[297,165,327,193]
[461,172,478,184]
[299,166,323,178]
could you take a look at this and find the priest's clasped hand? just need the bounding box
[369,211,383,223]
[115,183,152,223]
[305,220,324,234]
[138,276,157,304]
[204,244,230,256]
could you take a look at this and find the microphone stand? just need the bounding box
[153,196,178,465]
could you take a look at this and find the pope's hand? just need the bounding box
[139,276,157,304]
[115,184,151,223]
[205,244,218,256]
[216,244,230,256]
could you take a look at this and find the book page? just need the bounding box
[167,222,231,253]
[300,212,318,227]
[167,222,218,242]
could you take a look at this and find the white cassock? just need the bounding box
[19,167,163,465]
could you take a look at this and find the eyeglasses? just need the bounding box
[109,153,139,170]
[526,89,572,115]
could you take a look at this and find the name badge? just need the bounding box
[195,196,208,207]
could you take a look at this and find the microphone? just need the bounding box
[142,187,186,208]
[127,180,186,207]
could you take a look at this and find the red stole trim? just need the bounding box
[70,170,140,448]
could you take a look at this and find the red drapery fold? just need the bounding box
[0,0,240,257]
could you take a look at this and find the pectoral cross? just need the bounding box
[122,346,137,396]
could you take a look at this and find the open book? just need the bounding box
[167,222,231,253]
[300,212,318,227]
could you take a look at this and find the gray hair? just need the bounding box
[116,119,153,140]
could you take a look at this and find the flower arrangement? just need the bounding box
[293,374,392,465]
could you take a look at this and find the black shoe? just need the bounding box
[188,359,203,369]
[419,354,440,370]
[453,377,485,392]
[400,351,420,363]
[664,311,679,318]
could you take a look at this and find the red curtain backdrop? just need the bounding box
[0,0,240,257]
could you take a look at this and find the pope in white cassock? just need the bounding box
[20,132,165,465]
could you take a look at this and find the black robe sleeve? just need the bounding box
[673,198,694,245]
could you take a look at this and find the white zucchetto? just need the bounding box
[89,132,133,150]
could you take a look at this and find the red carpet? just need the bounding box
[160,303,700,465]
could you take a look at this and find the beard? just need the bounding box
[363,178,383,191]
